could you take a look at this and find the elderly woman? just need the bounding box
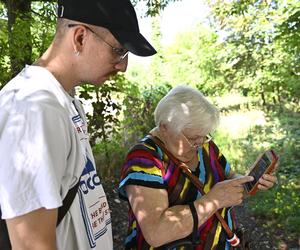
[119,85,277,249]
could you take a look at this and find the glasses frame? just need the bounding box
[181,132,213,149]
[68,24,129,62]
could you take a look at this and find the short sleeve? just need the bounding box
[118,143,167,200]
[0,95,71,219]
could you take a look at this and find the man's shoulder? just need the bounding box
[0,66,71,115]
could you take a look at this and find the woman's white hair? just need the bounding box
[154,85,220,135]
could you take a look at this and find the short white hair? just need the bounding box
[154,85,220,134]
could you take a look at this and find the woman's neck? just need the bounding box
[184,155,199,171]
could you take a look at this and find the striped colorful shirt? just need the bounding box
[119,135,237,250]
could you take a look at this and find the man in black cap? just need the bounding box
[0,0,156,249]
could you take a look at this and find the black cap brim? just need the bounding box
[111,30,157,57]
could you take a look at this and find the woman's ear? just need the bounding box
[159,123,170,134]
[159,123,168,133]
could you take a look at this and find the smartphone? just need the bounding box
[244,149,279,195]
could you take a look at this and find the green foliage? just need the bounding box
[31,2,56,58]
[5,1,32,76]
[93,132,127,178]
[127,23,230,96]
[162,25,227,95]
[78,79,122,147]
[248,181,300,234]
[121,82,172,147]
[0,1,56,86]
[130,3,300,107]
[207,0,300,106]
[0,13,9,88]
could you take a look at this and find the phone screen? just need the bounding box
[244,153,272,192]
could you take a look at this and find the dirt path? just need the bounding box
[103,179,299,250]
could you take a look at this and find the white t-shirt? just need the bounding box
[0,65,113,250]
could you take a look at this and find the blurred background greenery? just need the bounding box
[0,0,299,247]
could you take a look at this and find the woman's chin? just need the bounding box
[178,155,194,163]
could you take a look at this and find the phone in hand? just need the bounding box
[244,149,279,195]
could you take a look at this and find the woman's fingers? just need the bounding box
[258,174,277,190]
[209,176,254,208]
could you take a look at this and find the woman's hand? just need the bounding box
[205,176,254,209]
[229,168,278,194]
[257,161,278,191]
[257,173,277,191]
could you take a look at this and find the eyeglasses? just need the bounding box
[181,132,213,148]
[68,24,129,63]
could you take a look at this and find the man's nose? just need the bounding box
[114,56,128,72]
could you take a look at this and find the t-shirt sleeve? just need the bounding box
[118,143,167,200]
[0,97,71,219]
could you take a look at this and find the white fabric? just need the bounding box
[0,65,113,250]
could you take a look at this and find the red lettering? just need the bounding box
[92,221,97,228]
[91,210,98,219]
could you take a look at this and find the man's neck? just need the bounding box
[33,43,77,92]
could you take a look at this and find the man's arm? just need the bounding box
[6,208,58,250]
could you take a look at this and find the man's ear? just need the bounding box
[72,26,88,54]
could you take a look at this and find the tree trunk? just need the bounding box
[261,91,266,106]
[5,0,32,77]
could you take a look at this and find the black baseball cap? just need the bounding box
[57,0,157,57]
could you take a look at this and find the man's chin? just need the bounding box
[101,73,118,82]
[89,79,105,86]
[92,76,110,85]
[88,73,118,85]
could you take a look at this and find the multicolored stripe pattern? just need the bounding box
[119,136,237,250]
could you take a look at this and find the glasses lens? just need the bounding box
[183,132,213,148]
[113,47,126,56]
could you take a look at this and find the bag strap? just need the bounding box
[0,210,11,250]
[148,135,236,241]
[57,179,80,226]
